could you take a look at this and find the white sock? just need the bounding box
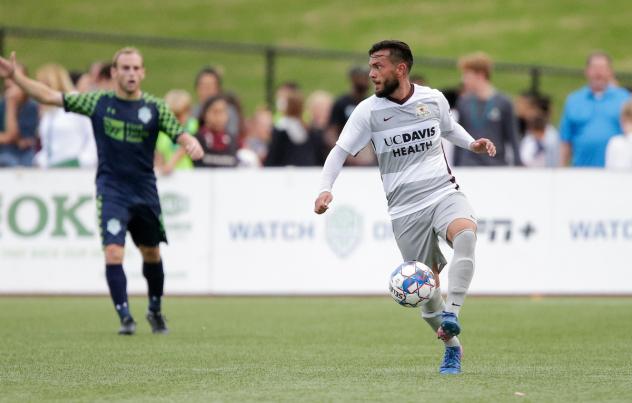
[445,230,476,316]
[420,287,461,347]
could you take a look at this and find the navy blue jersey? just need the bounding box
[63,91,183,200]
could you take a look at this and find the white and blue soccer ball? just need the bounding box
[389,261,436,307]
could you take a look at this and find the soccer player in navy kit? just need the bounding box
[0,48,203,335]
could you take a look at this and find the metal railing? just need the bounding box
[2,25,632,108]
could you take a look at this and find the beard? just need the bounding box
[375,75,399,98]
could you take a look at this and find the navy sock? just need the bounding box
[143,261,164,313]
[105,264,130,320]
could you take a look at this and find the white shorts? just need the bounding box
[391,191,476,272]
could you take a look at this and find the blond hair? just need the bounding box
[458,52,494,79]
[36,63,75,93]
[306,90,333,111]
[164,89,192,115]
[112,47,143,67]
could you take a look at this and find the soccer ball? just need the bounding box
[389,261,436,307]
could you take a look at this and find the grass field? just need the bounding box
[1,296,630,402]
[2,1,632,117]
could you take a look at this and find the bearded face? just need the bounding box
[375,72,400,98]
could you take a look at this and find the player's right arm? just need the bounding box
[314,145,349,214]
[0,52,63,107]
[314,99,372,215]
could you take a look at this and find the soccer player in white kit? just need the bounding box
[314,40,496,374]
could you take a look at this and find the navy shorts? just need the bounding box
[97,193,167,247]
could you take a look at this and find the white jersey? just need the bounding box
[336,84,460,219]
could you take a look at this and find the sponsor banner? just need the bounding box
[0,170,211,293]
[209,168,400,294]
[210,168,632,294]
[1,168,632,294]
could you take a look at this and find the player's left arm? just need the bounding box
[437,90,496,157]
[176,133,203,161]
[157,100,203,160]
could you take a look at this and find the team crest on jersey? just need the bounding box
[416,103,431,117]
[107,218,122,236]
[138,106,152,124]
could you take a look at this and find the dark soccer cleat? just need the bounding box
[437,311,461,342]
[146,311,169,334]
[118,316,136,335]
[439,346,463,374]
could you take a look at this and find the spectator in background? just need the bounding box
[560,52,630,167]
[243,107,273,164]
[274,81,300,122]
[454,52,522,166]
[605,100,632,169]
[95,63,114,91]
[193,66,221,118]
[0,63,39,167]
[154,89,194,175]
[519,93,561,167]
[224,91,246,142]
[88,61,105,86]
[306,90,333,131]
[33,63,96,168]
[192,66,241,140]
[75,72,92,93]
[326,66,375,165]
[69,61,105,93]
[265,89,326,167]
[68,70,83,87]
[194,95,238,167]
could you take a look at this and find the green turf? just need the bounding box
[1,1,632,118]
[0,297,630,402]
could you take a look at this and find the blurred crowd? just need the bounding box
[1,50,631,171]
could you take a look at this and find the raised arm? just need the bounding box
[0,52,63,107]
[438,91,496,157]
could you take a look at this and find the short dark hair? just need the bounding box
[198,94,226,127]
[98,63,113,80]
[195,66,223,89]
[277,81,300,92]
[348,65,369,78]
[369,40,413,74]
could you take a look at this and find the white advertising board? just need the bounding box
[1,168,631,295]
[0,170,212,294]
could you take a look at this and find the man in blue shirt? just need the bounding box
[560,52,630,167]
[0,48,203,335]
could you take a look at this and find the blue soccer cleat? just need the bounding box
[439,346,462,374]
[437,311,461,342]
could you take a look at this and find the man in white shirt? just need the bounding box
[313,40,496,375]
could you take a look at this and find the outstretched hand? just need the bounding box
[0,52,17,79]
[469,138,496,157]
[314,191,333,214]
